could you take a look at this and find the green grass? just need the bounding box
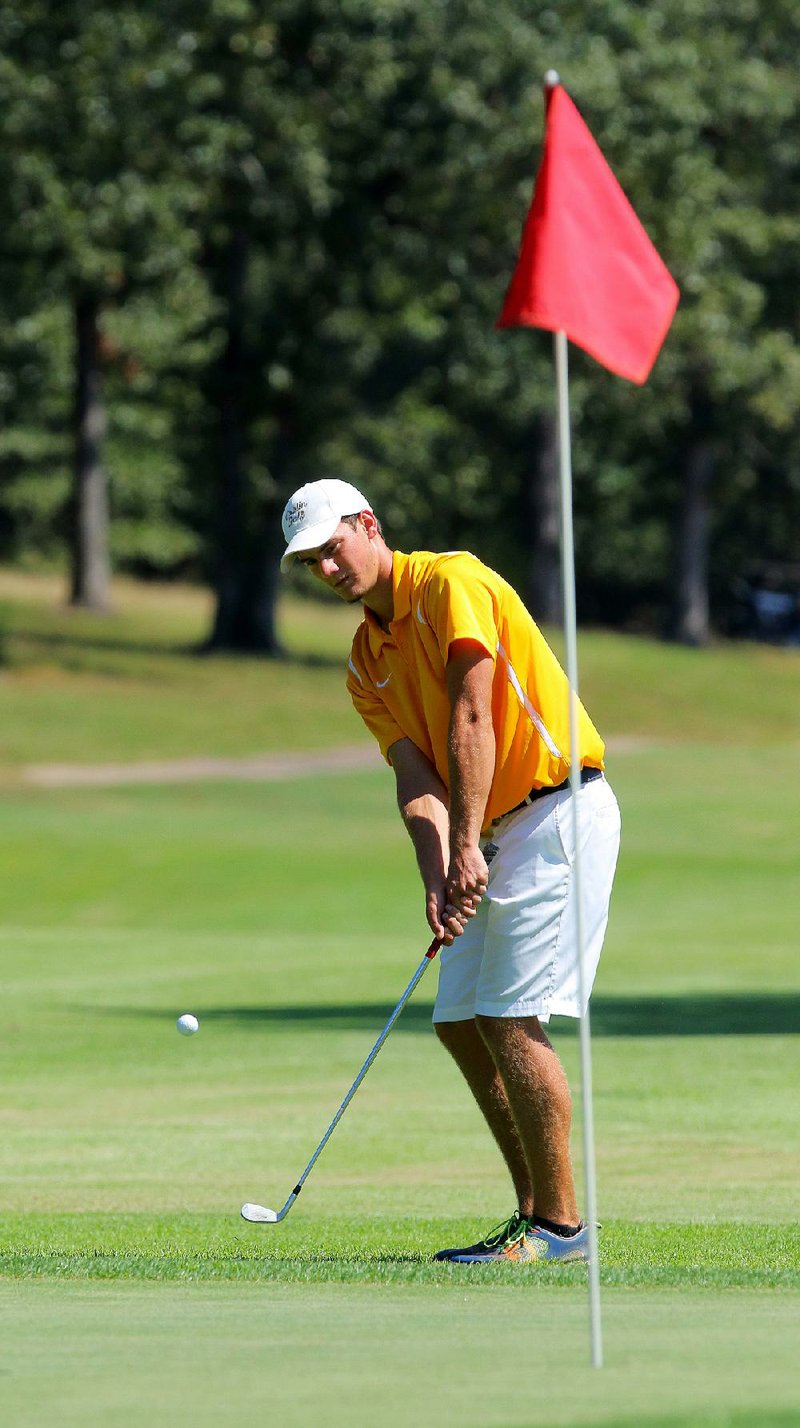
[2,565,800,768]
[1,1214,798,1289]
[1,571,799,1426]
[5,1281,798,1428]
[0,568,366,768]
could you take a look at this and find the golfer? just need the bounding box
[280,478,621,1263]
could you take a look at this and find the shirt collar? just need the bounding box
[361,551,411,654]
[391,550,411,623]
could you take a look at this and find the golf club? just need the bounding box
[241,936,440,1224]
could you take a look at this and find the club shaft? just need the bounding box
[280,940,440,1209]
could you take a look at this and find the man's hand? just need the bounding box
[447,843,489,914]
[422,843,488,945]
[445,843,488,937]
[426,874,482,946]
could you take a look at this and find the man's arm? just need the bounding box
[389,737,475,945]
[445,639,495,918]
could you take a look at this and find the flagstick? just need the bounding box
[554,327,603,1369]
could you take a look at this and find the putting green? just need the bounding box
[4,1280,799,1427]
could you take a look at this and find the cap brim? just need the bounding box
[280,515,341,573]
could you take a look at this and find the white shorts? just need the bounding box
[432,775,621,1024]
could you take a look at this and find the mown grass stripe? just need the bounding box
[3,1254,799,1290]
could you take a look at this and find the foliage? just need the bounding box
[0,0,799,629]
[0,1,213,576]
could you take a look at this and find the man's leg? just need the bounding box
[434,1018,533,1217]
[476,1013,578,1226]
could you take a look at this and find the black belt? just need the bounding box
[499,766,603,821]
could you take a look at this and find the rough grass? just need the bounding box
[1,1214,798,1290]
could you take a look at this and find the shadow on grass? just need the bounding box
[581,993,800,1037]
[12,628,346,670]
[93,993,800,1037]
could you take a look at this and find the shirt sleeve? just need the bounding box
[422,557,499,664]
[346,666,405,764]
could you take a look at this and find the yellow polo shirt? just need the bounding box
[346,550,605,829]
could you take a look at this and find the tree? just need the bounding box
[2,0,799,645]
[550,0,800,637]
[0,2,203,606]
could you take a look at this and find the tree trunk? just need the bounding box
[70,294,110,609]
[208,229,247,647]
[525,411,562,627]
[207,230,282,654]
[674,395,713,646]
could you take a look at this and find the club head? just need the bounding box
[241,1202,279,1223]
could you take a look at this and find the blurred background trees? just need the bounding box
[1,0,798,646]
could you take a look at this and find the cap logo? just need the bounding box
[285,501,307,529]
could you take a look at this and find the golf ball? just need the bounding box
[176,1013,199,1036]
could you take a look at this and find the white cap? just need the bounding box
[280,479,372,573]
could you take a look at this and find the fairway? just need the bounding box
[1,577,799,1426]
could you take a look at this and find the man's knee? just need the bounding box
[434,1017,480,1054]
[475,1012,504,1052]
[475,1012,547,1050]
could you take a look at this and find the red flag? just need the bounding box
[497,84,679,384]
